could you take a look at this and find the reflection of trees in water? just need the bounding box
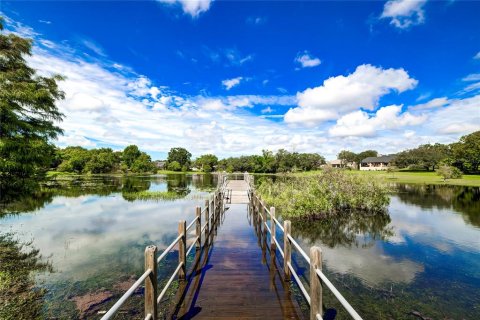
[1,175,205,215]
[0,233,53,320]
[0,190,55,217]
[394,184,480,227]
[1,176,126,216]
[292,211,393,248]
[191,173,216,191]
[166,174,188,192]
[121,177,150,193]
[166,173,216,192]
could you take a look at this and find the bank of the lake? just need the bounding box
[290,170,480,187]
[48,170,480,187]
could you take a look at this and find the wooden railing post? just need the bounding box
[196,206,201,249]
[270,207,276,249]
[284,220,291,280]
[212,193,216,223]
[310,247,323,320]
[178,220,186,280]
[204,199,210,238]
[144,245,157,320]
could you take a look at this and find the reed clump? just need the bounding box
[257,168,390,219]
[122,191,185,201]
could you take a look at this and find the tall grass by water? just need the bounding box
[257,168,390,219]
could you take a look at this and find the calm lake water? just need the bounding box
[1,175,479,319]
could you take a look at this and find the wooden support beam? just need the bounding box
[212,194,216,223]
[196,206,201,249]
[178,220,186,280]
[204,199,210,241]
[284,220,291,280]
[310,247,323,320]
[144,245,157,320]
[270,207,276,249]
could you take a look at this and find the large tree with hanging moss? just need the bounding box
[0,17,64,199]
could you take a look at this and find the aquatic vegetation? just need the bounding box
[122,190,187,201]
[256,168,390,219]
[0,233,53,320]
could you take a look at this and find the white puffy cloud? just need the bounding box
[381,0,427,29]
[222,77,243,90]
[158,0,213,17]
[424,95,480,135]
[285,64,418,126]
[329,105,427,137]
[295,51,321,68]
[474,51,480,60]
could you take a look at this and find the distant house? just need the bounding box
[153,160,166,169]
[327,159,356,169]
[360,155,395,171]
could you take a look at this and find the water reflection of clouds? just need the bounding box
[320,244,424,286]
[296,231,424,286]
[297,195,480,287]
[389,196,480,254]
[1,193,209,284]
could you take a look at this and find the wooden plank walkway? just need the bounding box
[226,180,250,204]
[103,174,361,320]
[171,189,305,319]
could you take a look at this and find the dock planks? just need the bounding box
[226,180,250,204]
[171,201,305,320]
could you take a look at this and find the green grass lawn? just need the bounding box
[291,170,480,187]
[156,170,207,175]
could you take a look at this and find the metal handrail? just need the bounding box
[288,234,311,265]
[263,221,272,235]
[288,262,311,305]
[157,262,184,303]
[186,216,199,231]
[315,268,362,320]
[100,269,152,319]
[246,173,363,320]
[186,237,198,256]
[102,176,226,320]
[157,234,182,264]
[272,216,284,232]
[273,238,284,258]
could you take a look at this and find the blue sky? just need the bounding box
[1,0,479,160]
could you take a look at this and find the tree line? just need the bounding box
[337,131,480,174]
[163,148,326,173]
[50,145,156,174]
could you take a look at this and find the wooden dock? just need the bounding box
[225,179,250,204]
[171,203,304,319]
[101,174,363,320]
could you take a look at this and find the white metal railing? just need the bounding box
[246,172,363,320]
[101,176,227,320]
